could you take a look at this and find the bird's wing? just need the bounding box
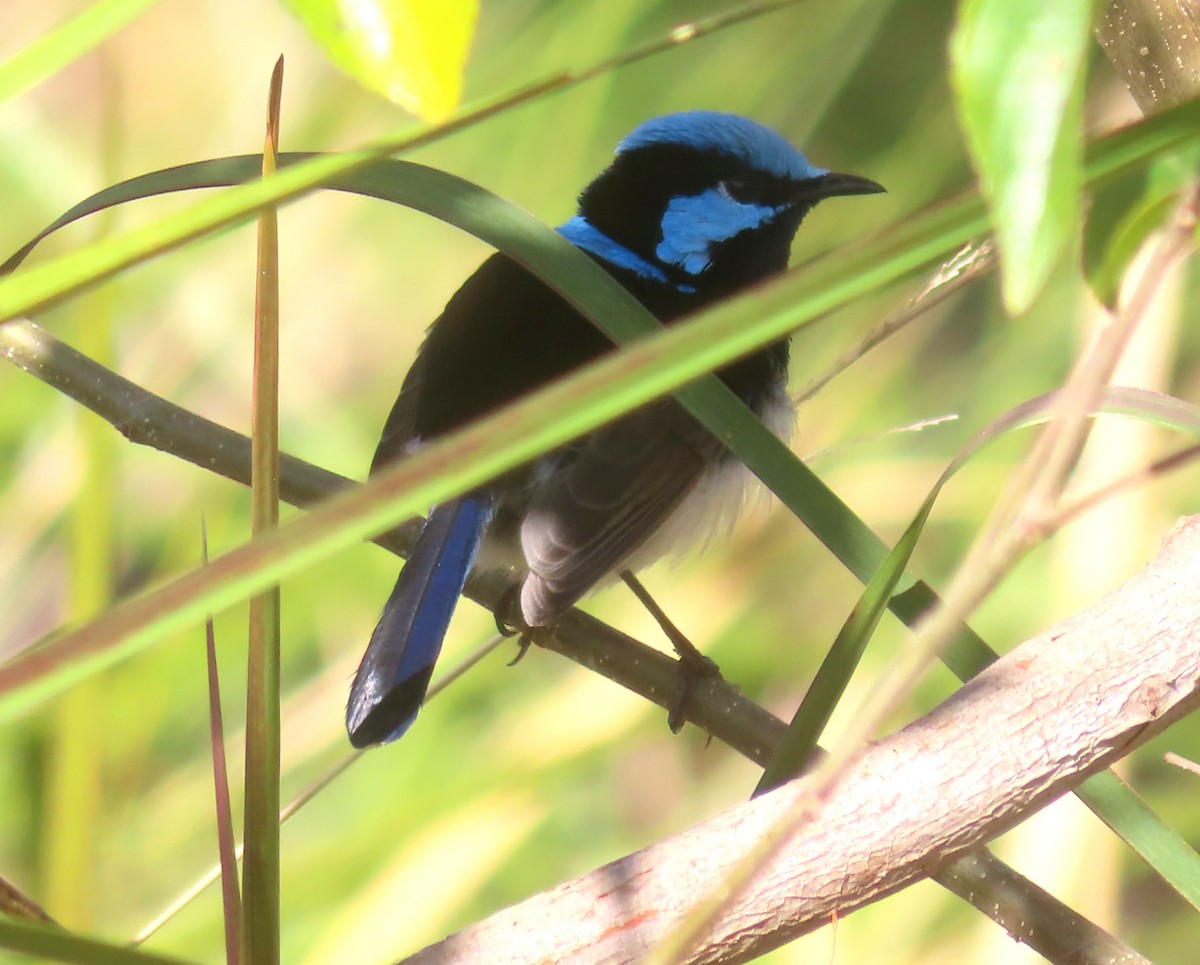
[519,400,722,625]
[369,358,423,476]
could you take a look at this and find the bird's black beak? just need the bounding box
[795,172,886,203]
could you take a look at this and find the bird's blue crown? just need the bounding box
[617,110,826,182]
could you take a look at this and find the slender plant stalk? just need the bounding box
[202,521,241,965]
[40,69,126,926]
[241,57,283,965]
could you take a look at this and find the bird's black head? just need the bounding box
[560,111,884,299]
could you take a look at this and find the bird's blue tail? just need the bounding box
[347,497,493,747]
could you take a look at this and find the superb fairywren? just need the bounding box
[347,111,883,747]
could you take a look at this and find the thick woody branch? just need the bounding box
[401,518,1200,965]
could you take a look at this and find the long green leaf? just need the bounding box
[1080,770,1200,912]
[0,917,198,965]
[0,0,163,105]
[2,96,1199,725]
[241,61,284,965]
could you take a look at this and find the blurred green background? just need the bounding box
[2,0,1199,962]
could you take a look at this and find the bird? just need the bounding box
[346,110,884,747]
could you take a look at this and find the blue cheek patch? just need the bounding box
[558,217,696,293]
[655,188,782,276]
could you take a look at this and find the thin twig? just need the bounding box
[1049,441,1200,532]
[1164,751,1200,778]
[794,240,994,406]
[0,874,56,925]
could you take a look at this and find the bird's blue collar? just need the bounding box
[557,217,697,294]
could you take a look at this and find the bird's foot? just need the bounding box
[494,613,522,638]
[494,586,533,665]
[620,570,721,733]
[506,634,532,666]
[666,644,719,733]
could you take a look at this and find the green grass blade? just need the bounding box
[754,494,935,796]
[1079,770,1200,911]
[0,0,163,104]
[241,60,284,965]
[0,917,199,965]
[2,96,1199,728]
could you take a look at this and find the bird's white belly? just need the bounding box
[616,384,795,575]
[468,383,795,591]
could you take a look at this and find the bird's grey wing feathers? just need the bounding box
[519,401,721,625]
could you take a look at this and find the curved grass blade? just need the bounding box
[2,99,1199,735]
[0,0,162,105]
[0,917,198,965]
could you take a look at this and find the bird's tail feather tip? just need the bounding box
[345,497,493,746]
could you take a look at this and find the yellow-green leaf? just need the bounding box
[284,0,478,121]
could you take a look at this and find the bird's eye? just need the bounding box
[719,178,753,202]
